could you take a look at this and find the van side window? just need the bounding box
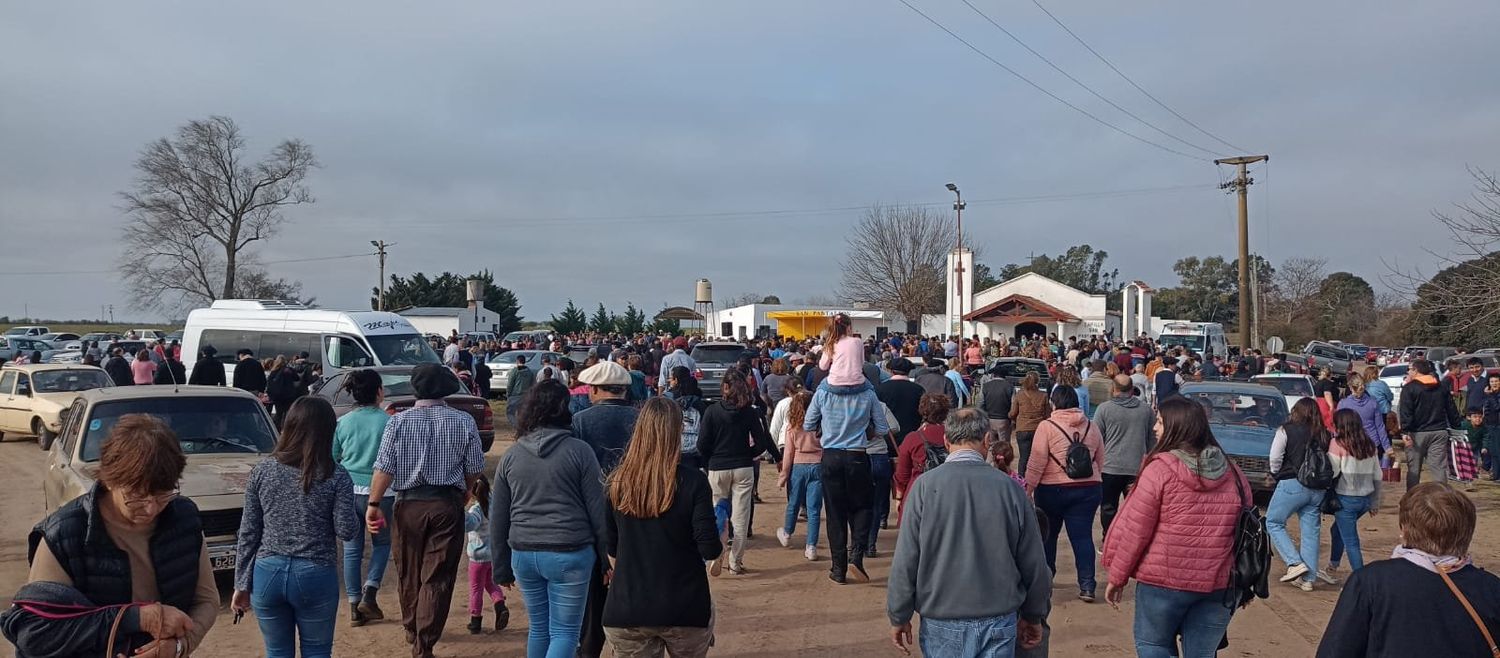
[200,329,259,364]
[329,337,373,368]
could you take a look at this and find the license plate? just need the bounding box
[210,554,236,571]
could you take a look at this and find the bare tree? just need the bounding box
[1388,167,1500,342]
[1269,257,1326,324]
[840,204,953,332]
[720,292,765,308]
[119,116,316,313]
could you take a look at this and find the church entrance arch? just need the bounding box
[1015,322,1046,340]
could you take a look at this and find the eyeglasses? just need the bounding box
[121,489,179,510]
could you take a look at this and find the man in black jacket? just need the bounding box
[187,346,226,386]
[103,348,132,386]
[231,349,266,395]
[1399,358,1462,489]
[979,367,1016,451]
[877,358,925,438]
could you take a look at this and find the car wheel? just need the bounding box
[481,434,494,453]
[38,425,56,451]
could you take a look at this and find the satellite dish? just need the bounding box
[1265,336,1285,354]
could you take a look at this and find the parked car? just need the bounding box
[1302,341,1354,382]
[313,366,496,452]
[42,385,278,572]
[1251,373,1317,412]
[4,326,49,337]
[691,342,750,400]
[485,350,562,397]
[1278,353,1310,375]
[1,336,63,362]
[1179,381,1288,495]
[984,357,1054,390]
[36,333,80,344]
[0,364,113,447]
[565,344,596,365]
[1380,363,1410,409]
[79,332,122,344]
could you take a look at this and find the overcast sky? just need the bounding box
[2,0,1496,323]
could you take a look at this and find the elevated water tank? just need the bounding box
[695,279,713,304]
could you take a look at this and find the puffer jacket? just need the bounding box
[1100,448,1250,593]
[1024,407,1104,493]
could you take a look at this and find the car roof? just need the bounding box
[1251,373,1308,379]
[76,384,263,402]
[695,342,746,348]
[1,364,107,374]
[1181,382,1284,396]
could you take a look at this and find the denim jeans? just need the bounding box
[513,546,595,658]
[1033,484,1102,593]
[783,463,823,547]
[1132,582,1234,658]
[343,493,394,602]
[1266,478,1323,581]
[919,612,1018,658]
[868,453,893,550]
[250,555,340,658]
[1328,493,1374,571]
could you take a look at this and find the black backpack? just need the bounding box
[1226,467,1271,608]
[1297,437,1335,490]
[1045,419,1094,479]
[923,441,949,473]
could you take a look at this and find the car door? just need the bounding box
[0,370,19,432]
[44,399,87,510]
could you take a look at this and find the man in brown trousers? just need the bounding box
[366,364,486,658]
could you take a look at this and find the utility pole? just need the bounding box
[946,183,965,338]
[370,240,394,311]
[1216,155,1269,351]
[108,305,114,324]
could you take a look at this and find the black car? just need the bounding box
[986,357,1053,390]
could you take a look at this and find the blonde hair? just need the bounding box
[609,398,683,518]
[1400,482,1476,556]
[1347,372,1366,396]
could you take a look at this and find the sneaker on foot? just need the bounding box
[1316,570,1339,585]
[849,561,870,583]
[494,603,509,632]
[867,547,879,559]
[357,586,385,620]
[776,528,790,548]
[1280,564,1310,583]
[805,545,817,561]
[467,616,483,635]
[1297,579,1314,592]
[1079,590,1096,603]
[729,563,747,575]
[828,572,847,585]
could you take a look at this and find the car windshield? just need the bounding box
[1255,377,1314,398]
[691,346,746,364]
[1381,364,1409,378]
[81,396,277,460]
[1185,390,1287,428]
[1159,335,1206,352]
[367,334,441,366]
[33,370,112,393]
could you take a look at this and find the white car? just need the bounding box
[1251,373,1317,412]
[486,350,562,397]
[1379,363,1410,410]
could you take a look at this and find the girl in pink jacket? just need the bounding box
[1101,397,1251,658]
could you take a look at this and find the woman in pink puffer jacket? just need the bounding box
[1101,397,1251,658]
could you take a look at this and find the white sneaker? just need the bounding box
[804,545,817,561]
[776,528,790,548]
[1316,570,1339,585]
[1297,580,1314,592]
[1279,564,1310,583]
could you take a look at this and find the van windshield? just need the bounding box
[1159,335,1206,352]
[368,334,441,365]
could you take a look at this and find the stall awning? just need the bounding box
[765,309,884,340]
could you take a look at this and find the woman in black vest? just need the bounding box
[1265,397,1331,592]
[2,415,218,657]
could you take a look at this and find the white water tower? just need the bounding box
[694,278,714,336]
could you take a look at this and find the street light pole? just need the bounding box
[946,183,966,338]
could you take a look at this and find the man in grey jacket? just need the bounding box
[1093,374,1155,534]
[887,408,1049,656]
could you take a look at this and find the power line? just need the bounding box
[893,0,1209,162]
[1027,0,1249,154]
[0,252,376,278]
[958,0,1221,157]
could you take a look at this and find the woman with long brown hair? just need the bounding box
[1324,408,1383,579]
[232,396,359,658]
[1101,397,1251,656]
[776,391,823,561]
[1009,371,1052,474]
[603,398,721,657]
[697,370,781,574]
[1267,397,1332,592]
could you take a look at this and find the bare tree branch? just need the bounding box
[840,204,954,331]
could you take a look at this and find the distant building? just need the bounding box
[708,304,898,341]
[398,304,502,337]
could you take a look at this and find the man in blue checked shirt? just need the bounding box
[367,364,486,658]
[804,380,889,585]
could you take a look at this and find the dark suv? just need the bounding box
[691,342,750,399]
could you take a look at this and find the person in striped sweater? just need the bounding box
[1323,409,1383,581]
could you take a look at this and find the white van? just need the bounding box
[182,300,442,378]
[1157,322,1228,359]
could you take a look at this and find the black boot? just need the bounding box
[350,602,368,628]
[467,616,483,634]
[495,602,510,631]
[357,586,385,620]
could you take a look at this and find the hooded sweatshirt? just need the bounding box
[1100,447,1251,593]
[1399,374,1460,434]
[490,427,609,584]
[1093,394,1156,476]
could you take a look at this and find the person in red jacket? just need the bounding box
[1101,396,1252,658]
[892,393,952,519]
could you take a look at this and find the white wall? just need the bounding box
[972,272,1106,322]
[405,316,458,337]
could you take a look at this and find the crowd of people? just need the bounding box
[5,317,1500,657]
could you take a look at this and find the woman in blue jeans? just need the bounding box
[777,391,823,560]
[491,379,610,658]
[233,397,359,658]
[1024,386,1105,602]
[331,368,393,625]
[1323,409,1383,579]
[1265,398,1330,592]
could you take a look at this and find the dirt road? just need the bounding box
[4,434,1500,657]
